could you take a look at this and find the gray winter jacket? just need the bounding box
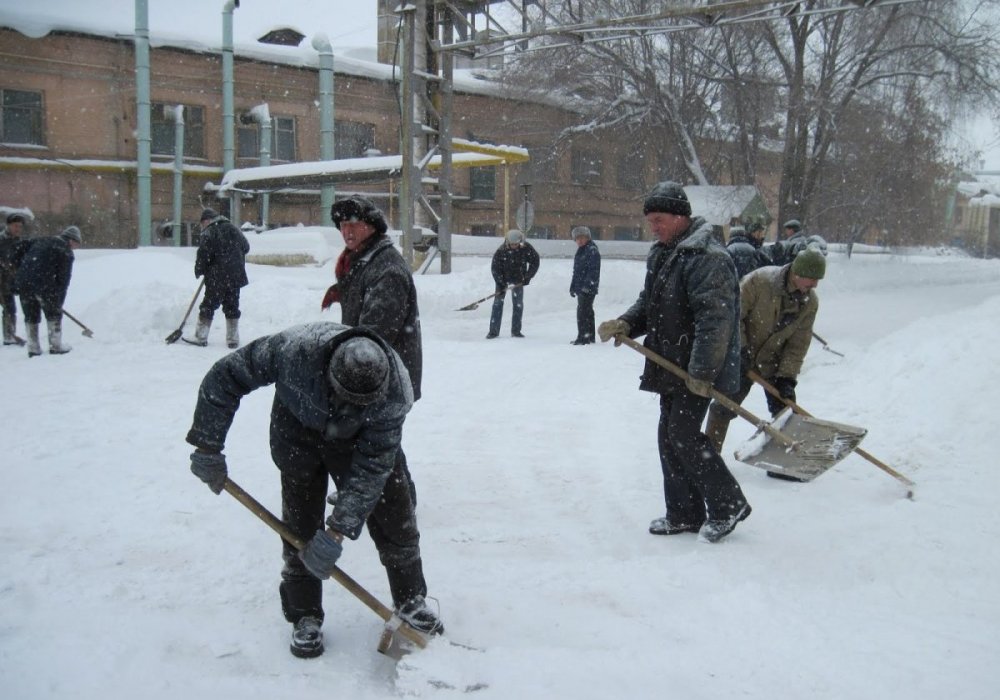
[185,322,413,539]
[195,216,250,289]
[619,217,741,395]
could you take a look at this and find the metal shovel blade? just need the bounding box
[734,408,867,481]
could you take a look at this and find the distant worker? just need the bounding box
[767,219,827,267]
[186,208,250,349]
[704,247,825,481]
[569,226,601,345]
[14,225,81,357]
[726,223,770,279]
[0,213,31,346]
[487,229,540,339]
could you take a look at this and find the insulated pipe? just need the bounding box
[222,0,239,176]
[168,105,185,247]
[311,33,335,226]
[247,103,272,228]
[135,0,152,246]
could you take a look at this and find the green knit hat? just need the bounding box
[791,247,826,280]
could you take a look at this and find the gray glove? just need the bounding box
[684,376,712,398]
[598,319,630,344]
[190,450,227,494]
[299,530,343,580]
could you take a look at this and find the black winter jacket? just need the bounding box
[195,216,250,289]
[570,240,601,296]
[13,236,74,305]
[491,242,540,288]
[338,235,423,401]
[726,232,770,279]
[185,323,413,539]
[619,217,741,395]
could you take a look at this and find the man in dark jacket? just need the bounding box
[598,181,750,543]
[185,208,250,348]
[726,223,770,279]
[14,225,81,357]
[569,225,601,345]
[766,219,828,267]
[487,229,540,339]
[0,213,31,346]
[186,323,442,659]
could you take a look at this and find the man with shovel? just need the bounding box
[186,323,443,659]
[14,225,81,357]
[597,181,751,543]
[0,213,31,346]
[704,246,825,481]
[185,208,249,349]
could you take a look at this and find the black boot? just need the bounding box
[289,616,324,658]
[396,595,444,636]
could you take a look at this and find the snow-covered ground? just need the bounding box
[2,233,999,699]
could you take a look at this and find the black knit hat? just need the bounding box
[327,336,390,405]
[199,208,219,222]
[331,195,388,236]
[643,181,691,217]
[5,213,26,225]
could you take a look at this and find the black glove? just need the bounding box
[190,450,227,495]
[771,377,797,401]
[570,290,576,298]
[299,530,343,580]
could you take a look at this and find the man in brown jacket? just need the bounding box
[704,247,825,480]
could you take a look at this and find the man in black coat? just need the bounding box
[185,208,250,348]
[14,225,81,357]
[725,223,770,279]
[0,213,31,346]
[186,323,442,659]
[487,229,540,339]
[598,182,750,543]
[569,225,601,345]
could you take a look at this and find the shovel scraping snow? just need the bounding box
[734,408,868,481]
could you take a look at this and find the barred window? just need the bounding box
[151,103,204,158]
[470,166,496,200]
[238,115,297,162]
[1,89,44,146]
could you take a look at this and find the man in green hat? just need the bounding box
[703,246,826,481]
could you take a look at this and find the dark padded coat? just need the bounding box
[491,241,540,289]
[570,240,601,296]
[195,216,250,289]
[619,217,741,396]
[13,236,74,306]
[726,231,770,279]
[185,322,414,540]
[338,235,423,401]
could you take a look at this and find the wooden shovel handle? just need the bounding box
[222,477,428,649]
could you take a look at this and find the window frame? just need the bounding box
[151,102,205,158]
[1,88,45,146]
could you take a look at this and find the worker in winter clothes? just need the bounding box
[185,208,249,348]
[0,213,31,346]
[186,322,442,659]
[569,226,601,344]
[487,229,540,339]
[14,225,81,357]
[598,181,750,543]
[726,223,770,279]
[766,219,828,267]
[704,247,825,481]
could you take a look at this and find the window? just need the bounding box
[614,226,642,241]
[238,115,297,161]
[151,103,204,158]
[335,120,375,158]
[470,166,496,200]
[617,154,645,192]
[571,148,602,186]
[469,224,496,237]
[1,88,44,146]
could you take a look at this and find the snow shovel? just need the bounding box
[748,370,914,498]
[812,331,845,357]
[220,476,429,653]
[615,335,866,481]
[165,280,204,344]
[62,309,94,338]
[456,284,521,311]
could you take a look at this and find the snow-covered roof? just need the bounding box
[684,185,766,226]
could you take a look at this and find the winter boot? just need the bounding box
[649,516,703,536]
[289,616,324,659]
[3,311,25,346]
[395,595,444,636]
[26,322,42,358]
[699,502,752,544]
[225,318,240,349]
[704,408,731,455]
[184,316,211,347]
[47,318,72,354]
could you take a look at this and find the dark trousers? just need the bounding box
[198,282,242,320]
[658,390,748,523]
[270,403,425,624]
[489,285,524,335]
[18,292,63,324]
[575,292,595,341]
